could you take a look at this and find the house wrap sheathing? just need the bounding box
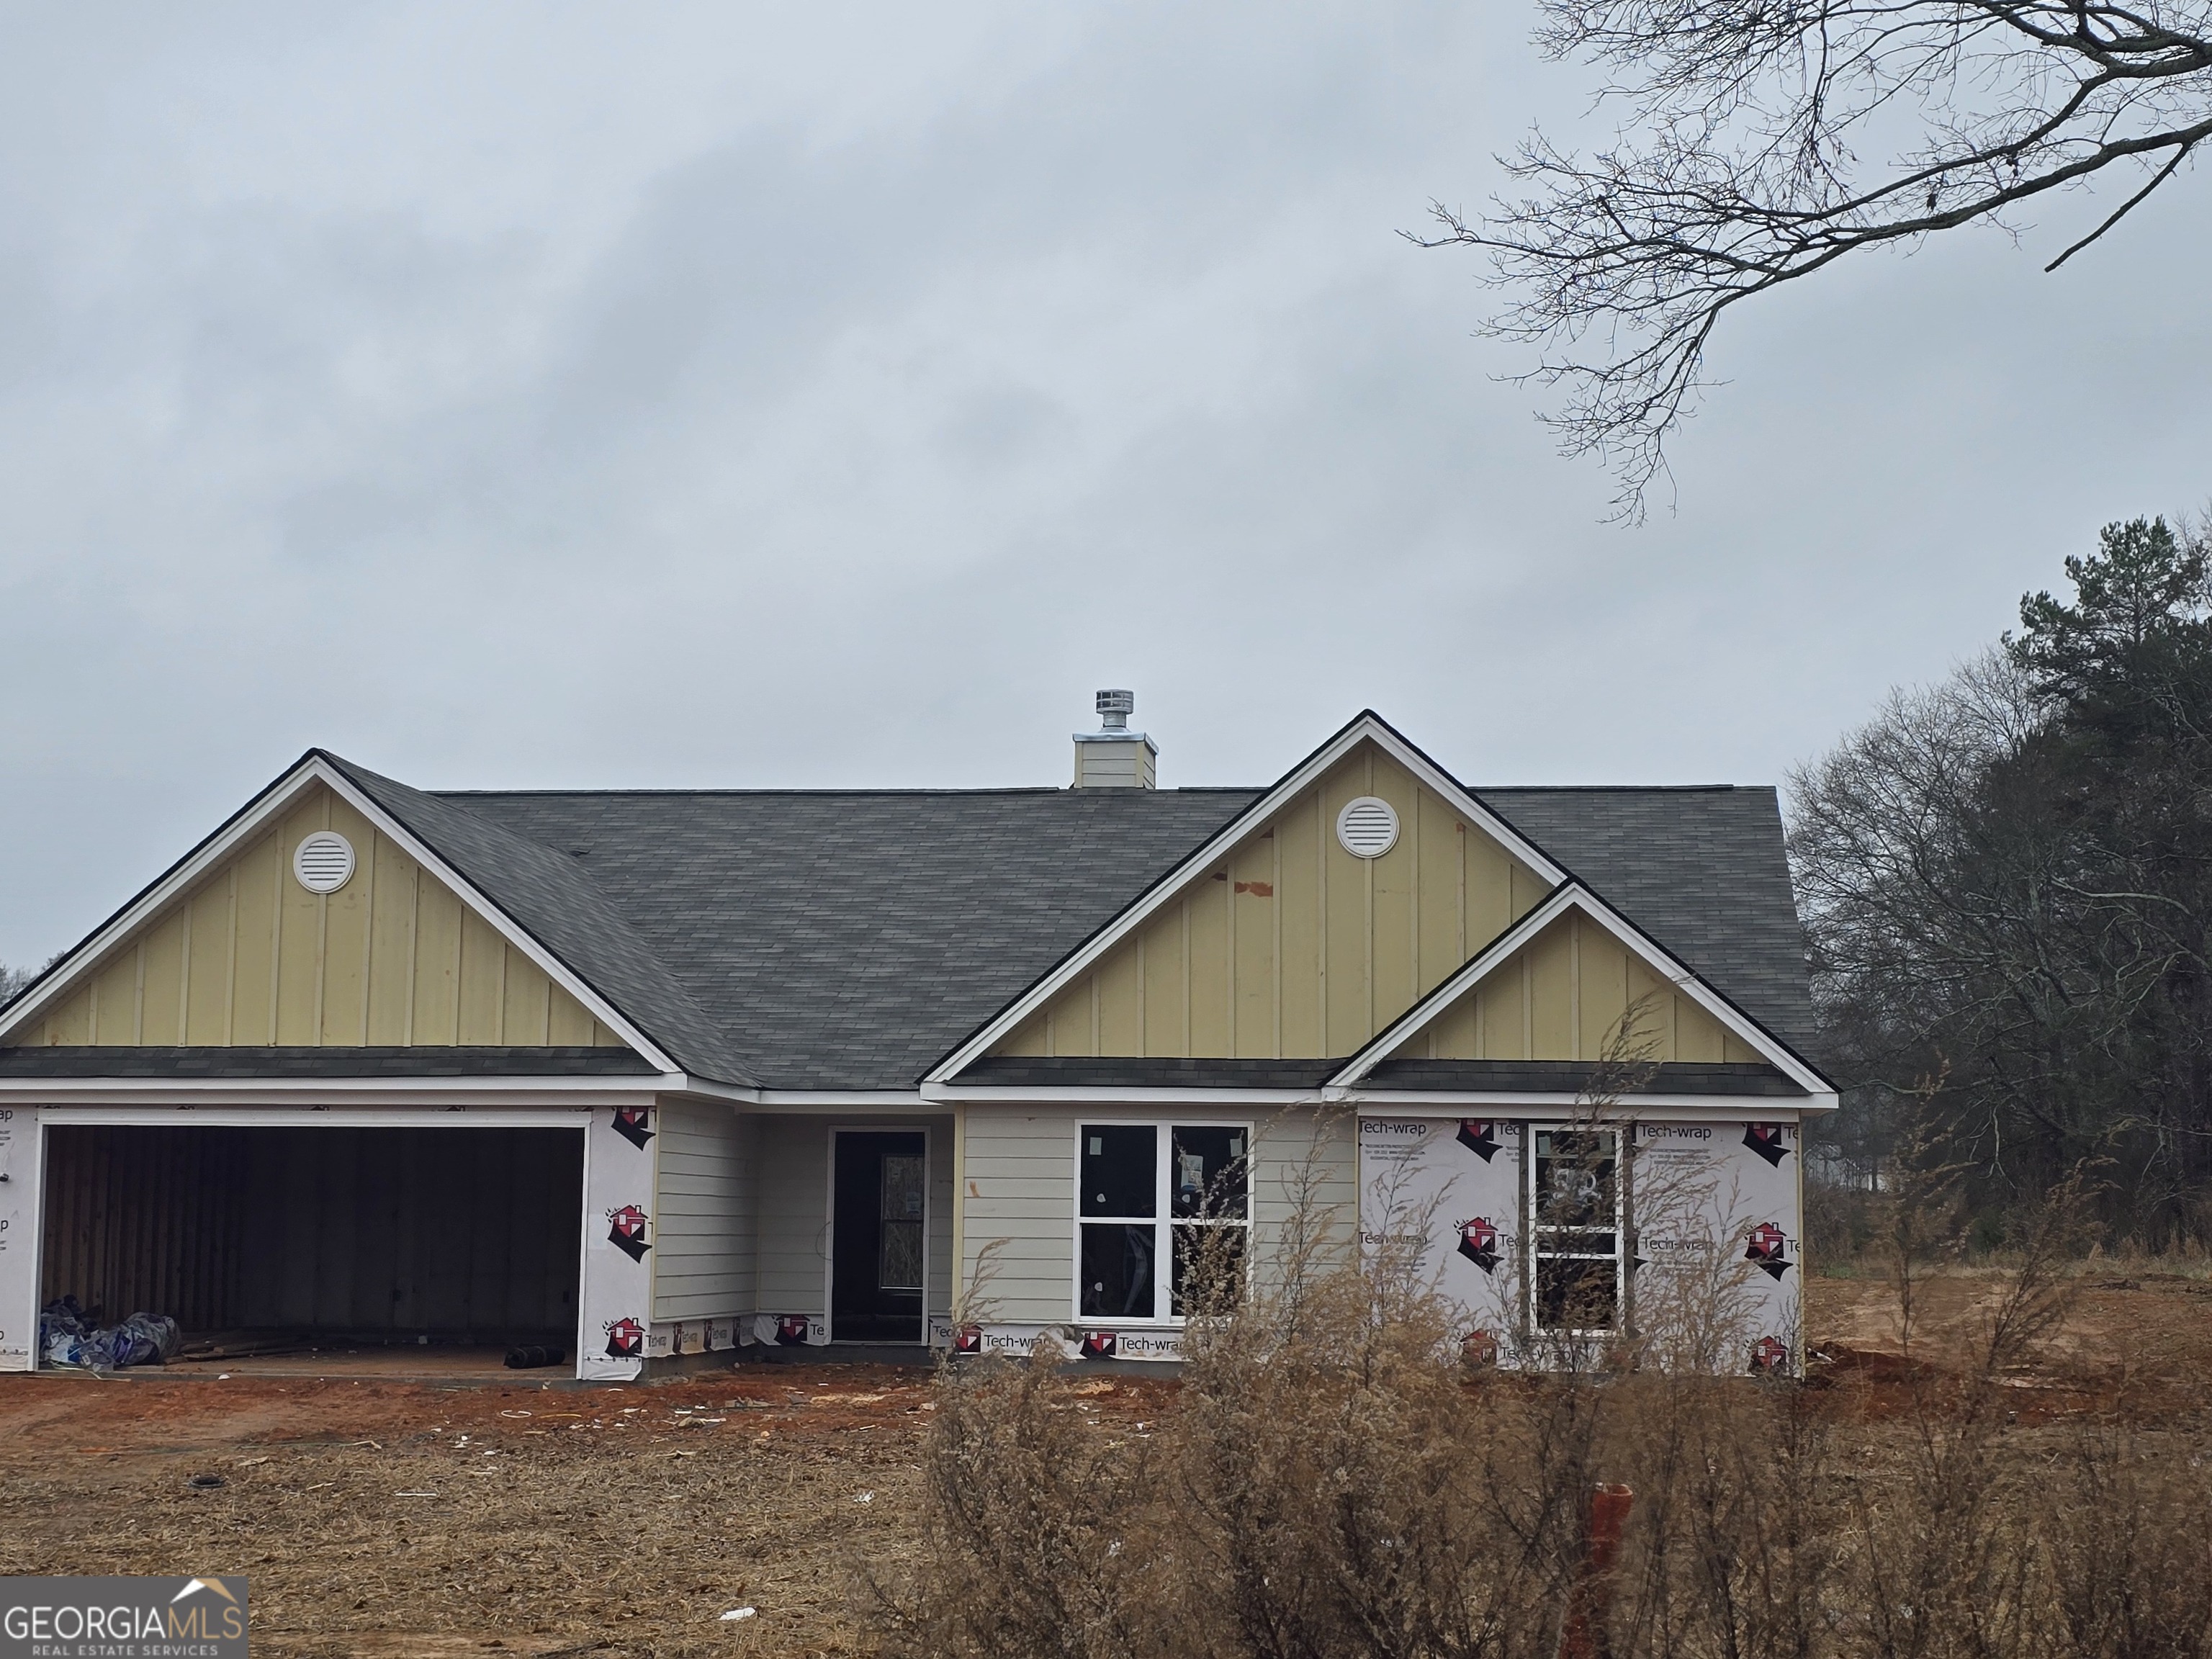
[0,706,1833,1379]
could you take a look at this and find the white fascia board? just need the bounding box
[0,1075,673,1108]
[0,1072,678,1094]
[0,753,678,1075]
[752,1089,930,1108]
[736,1094,944,1118]
[925,714,1568,1085]
[924,1084,1830,1114]
[1343,1094,1834,1120]
[635,1081,942,1111]
[654,1082,937,1109]
[922,1084,1326,1107]
[649,1075,760,1105]
[1326,883,1833,1097]
[36,1105,594,1129]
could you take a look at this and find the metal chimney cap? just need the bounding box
[1094,689,1135,730]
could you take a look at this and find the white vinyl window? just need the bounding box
[1076,1123,1250,1322]
[1527,1128,1624,1334]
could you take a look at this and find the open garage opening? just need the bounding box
[38,1124,584,1378]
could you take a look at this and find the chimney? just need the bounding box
[1073,689,1158,788]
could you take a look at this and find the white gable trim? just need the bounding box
[1336,1097,1821,1121]
[925,712,1568,1084]
[0,754,679,1073]
[1323,882,1833,1100]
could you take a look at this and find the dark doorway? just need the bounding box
[831,1131,926,1343]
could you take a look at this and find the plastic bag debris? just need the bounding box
[40,1298,180,1370]
[719,1608,757,1622]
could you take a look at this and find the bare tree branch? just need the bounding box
[2044,134,2197,264]
[1424,0,2212,518]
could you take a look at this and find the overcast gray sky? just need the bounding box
[3,3,2206,969]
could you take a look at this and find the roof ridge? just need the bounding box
[426,786,1270,800]
[1478,783,1751,793]
[421,783,1758,799]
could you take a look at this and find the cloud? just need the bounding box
[1,1,2206,963]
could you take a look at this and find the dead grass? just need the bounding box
[873,1206,2212,1659]
[9,1262,2212,1658]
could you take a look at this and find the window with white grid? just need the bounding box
[1076,1123,1250,1322]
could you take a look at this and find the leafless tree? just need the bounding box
[1791,520,2212,1235]
[1421,0,2212,516]
[0,961,36,1008]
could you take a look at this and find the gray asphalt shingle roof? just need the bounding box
[309,750,1815,1090]
[327,757,757,1084]
[406,781,1261,1089]
[1480,786,1815,1052]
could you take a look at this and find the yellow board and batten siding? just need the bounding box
[992,741,1761,1066]
[7,783,626,1051]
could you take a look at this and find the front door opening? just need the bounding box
[831,1131,926,1343]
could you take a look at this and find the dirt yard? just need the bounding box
[0,1359,1174,1658]
[2,1271,2206,1658]
[1807,1263,2212,1418]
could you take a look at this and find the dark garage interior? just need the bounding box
[39,1124,583,1360]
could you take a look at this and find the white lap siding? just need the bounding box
[958,1102,1359,1326]
[651,1102,757,1323]
[754,1118,830,1325]
[751,1115,955,1334]
[958,1108,1074,1325]
[1254,1105,1359,1290]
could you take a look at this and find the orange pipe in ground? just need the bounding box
[1557,1483,1635,1659]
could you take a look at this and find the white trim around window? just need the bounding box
[1071,1119,1252,1326]
[1525,1124,1627,1338]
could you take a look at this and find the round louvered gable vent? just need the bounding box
[294,831,356,894]
[1336,796,1400,858]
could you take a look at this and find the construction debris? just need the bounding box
[40,1297,181,1370]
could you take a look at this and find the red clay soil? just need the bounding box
[0,1362,1177,1658]
[1804,1267,2212,1423]
[4,1273,2203,1656]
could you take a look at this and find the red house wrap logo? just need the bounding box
[1750,1334,1791,1373]
[612,1104,655,1150]
[1745,1221,1791,1280]
[1457,1217,1502,1274]
[603,1317,646,1359]
[1080,1331,1118,1359]
[776,1315,811,1346]
[606,1204,652,1262]
[953,1324,984,1354]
